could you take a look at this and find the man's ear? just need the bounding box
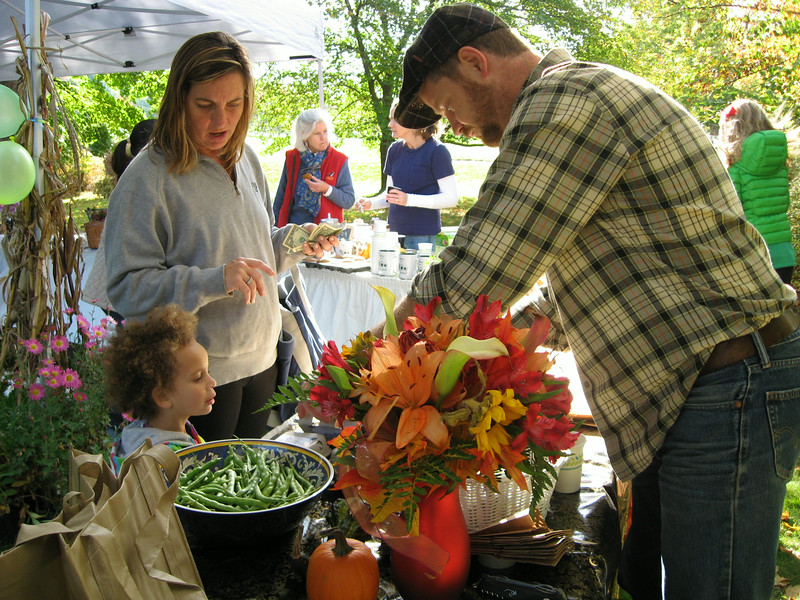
[152,386,172,409]
[456,46,490,80]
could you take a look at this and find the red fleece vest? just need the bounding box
[277,146,348,226]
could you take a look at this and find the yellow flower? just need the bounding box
[488,389,527,425]
[469,389,527,454]
[472,422,513,455]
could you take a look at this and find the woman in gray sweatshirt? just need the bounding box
[105,32,336,440]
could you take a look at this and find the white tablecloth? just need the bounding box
[298,264,412,345]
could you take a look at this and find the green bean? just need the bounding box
[176,445,321,514]
[181,457,221,483]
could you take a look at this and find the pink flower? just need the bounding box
[44,374,61,389]
[38,367,57,379]
[64,307,74,315]
[12,378,23,389]
[50,335,69,352]
[73,391,88,402]
[28,383,45,400]
[42,358,55,367]
[76,315,90,332]
[21,338,44,354]
[60,368,82,389]
[90,326,106,339]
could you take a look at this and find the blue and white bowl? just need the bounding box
[174,439,334,545]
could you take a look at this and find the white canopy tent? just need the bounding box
[1,0,325,190]
[0,0,325,78]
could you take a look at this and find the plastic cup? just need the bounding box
[417,242,433,252]
[554,434,587,493]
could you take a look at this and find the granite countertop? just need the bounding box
[189,431,620,600]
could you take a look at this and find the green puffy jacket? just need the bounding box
[728,129,795,269]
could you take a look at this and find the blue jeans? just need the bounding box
[402,234,437,251]
[620,323,800,600]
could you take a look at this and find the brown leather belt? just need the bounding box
[699,308,800,376]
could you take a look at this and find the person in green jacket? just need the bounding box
[719,99,796,284]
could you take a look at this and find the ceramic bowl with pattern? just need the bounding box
[174,439,334,545]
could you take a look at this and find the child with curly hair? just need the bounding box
[105,304,216,471]
[719,99,796,284]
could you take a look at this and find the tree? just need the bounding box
[56,71,166,157]
[613,0,800,127]
[253,0,629,194]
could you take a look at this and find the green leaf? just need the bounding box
[371,285,398,337]
[434,337,508,401]
[326,365,354,393]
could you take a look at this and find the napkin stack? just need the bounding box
[469,510,573,567]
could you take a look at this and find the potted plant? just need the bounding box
[83,207,107,249]
[0,310,113,548]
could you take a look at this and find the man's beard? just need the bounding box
[459,80,504,147]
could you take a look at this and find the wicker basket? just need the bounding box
[459,461,563,534]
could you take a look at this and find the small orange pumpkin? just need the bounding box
[306,528,379,600]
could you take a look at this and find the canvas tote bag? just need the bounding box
[0,440,206,599]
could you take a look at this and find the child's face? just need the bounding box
[165,339,216,420]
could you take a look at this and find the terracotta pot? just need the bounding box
[83,220,104,249]
[390,487,471,600]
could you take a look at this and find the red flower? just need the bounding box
[318,340,349,378]
[467,295,506,340]
[309,384,356,426]
[411,296,442,325]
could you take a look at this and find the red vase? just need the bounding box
[390,487,471,600]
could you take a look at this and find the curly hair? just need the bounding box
[104,304,198,421]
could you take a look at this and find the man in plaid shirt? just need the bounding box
[386,3,800,598]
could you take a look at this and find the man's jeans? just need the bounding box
[619,324,800,599]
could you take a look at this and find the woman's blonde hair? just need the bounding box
[718,99,778,166]
[152,31,254,174]
[293,108,335,152]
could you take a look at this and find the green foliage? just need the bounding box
[260,370,319,413]
[612,0,800,126]
[0,314,112,545]
[56,71,166,156]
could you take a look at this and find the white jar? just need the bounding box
[399,250,417,280]
[370,231,388,274]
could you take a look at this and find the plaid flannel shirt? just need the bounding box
[410,48,796,480]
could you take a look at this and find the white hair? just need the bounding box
[293,108,334,152]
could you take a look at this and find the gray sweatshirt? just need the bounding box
[105,144,304,386]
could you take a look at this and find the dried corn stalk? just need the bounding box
[0,15,83,367]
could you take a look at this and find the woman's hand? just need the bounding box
[386,188,408,206]
[301,222,340,258]
[356,198,373,211]
[224,257,275,304]
[305,174,331,195]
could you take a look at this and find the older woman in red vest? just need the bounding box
[273,108,355,225]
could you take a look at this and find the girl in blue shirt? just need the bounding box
[357,102,458,250]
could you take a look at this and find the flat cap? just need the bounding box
[395,3,509,129]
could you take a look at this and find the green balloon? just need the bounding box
[0,85,26,138]
[0,141,36,205]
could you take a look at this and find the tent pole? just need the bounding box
[317,59,324,109]
[25,0,42,195]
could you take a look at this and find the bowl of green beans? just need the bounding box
[174,439,334,545]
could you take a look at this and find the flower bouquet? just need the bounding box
[268,288,578,543]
